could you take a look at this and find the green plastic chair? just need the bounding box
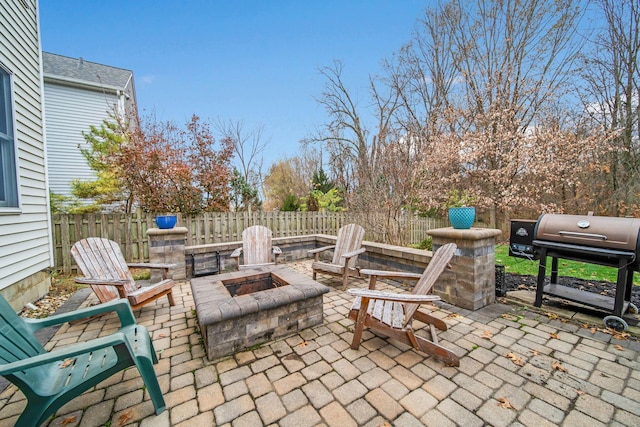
[0,296,165,427]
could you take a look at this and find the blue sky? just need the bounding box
[39,1,428,167]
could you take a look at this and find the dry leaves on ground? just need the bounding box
[119,410,133,426]
[480,330,493,339]
[61,416,76,426]
[506,353,524,366]
[552,361,567,372]
[497,397,514,409]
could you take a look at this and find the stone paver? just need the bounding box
[0,259,638,426]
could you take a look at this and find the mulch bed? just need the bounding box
[504,272,640,311]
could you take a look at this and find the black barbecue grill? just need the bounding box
[510,214,640,331]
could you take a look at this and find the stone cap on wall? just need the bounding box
[147,227,189,237]
[427,227,502,241]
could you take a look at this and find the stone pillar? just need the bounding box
[427,227,502,311]
[147,227,188,282]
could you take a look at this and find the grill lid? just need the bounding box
[535,214,640,252]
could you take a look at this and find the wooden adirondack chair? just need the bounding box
[308,223,366,290]
[230,225,282,269]
[348,243,460,366]
[0,295,165,426]
[71,238,176,310]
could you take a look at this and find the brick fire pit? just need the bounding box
[190,265,329,360]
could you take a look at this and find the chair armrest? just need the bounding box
[230,248,242,258]
[348,288,440,304]
[307,245,335,255]
[359,269,423,280]
[0,330,133,375]
[74,277,129,286]
[127,262,175,270]
[23,299,137,331]
[341,247,366,259]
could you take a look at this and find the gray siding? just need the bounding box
[0,0,52,291]
[44,83,120,197]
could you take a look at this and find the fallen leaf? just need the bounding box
[299,341,308,348]
[445,313,462,319]
[119,410,134,426]
[59,358,75,368]
[157,333,167,338]
[497,397,514,409]
[576,390,585,395]
[506,353,524,366]
[377,423,392,427]
[61,416,77,426]
[549,333,559,339]
[590,327,597,333]
[545,312,558,320]
[481,330,493,339]
[517,284,528,290]
[530,350,539,356]
[614,331,629,341]
[614,344,624,351]
[552,361,567,372]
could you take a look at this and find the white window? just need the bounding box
[0,67,18,208]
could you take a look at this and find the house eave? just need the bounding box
[43,74,123,94]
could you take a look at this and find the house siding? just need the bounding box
[44,83,121,197]
[0,0,53,309]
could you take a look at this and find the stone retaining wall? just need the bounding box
[158,227,501,311]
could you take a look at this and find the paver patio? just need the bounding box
[0,260,638,426]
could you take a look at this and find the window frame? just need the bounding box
[0,63,20,210]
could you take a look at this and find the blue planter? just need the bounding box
[448,207,475,229]
[155,215,177,229]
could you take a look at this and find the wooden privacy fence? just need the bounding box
[51,211,447,274]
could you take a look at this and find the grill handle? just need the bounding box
[558,231,608,241]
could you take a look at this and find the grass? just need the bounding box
[495,244,640,286]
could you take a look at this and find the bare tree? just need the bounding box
[215,119,267,200]
[406,0,590,226]
[578,0,640,216]
[311,61,425,244]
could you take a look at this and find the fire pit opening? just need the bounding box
[223,272,289,296]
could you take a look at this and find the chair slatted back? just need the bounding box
[403,243,457,326]
[332,224,365,267]
[71,238,137,302]
[0,296,47,382]
[242,225,274,266]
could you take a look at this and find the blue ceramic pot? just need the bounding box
[155,215,177,229]
[448,207,475,229]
